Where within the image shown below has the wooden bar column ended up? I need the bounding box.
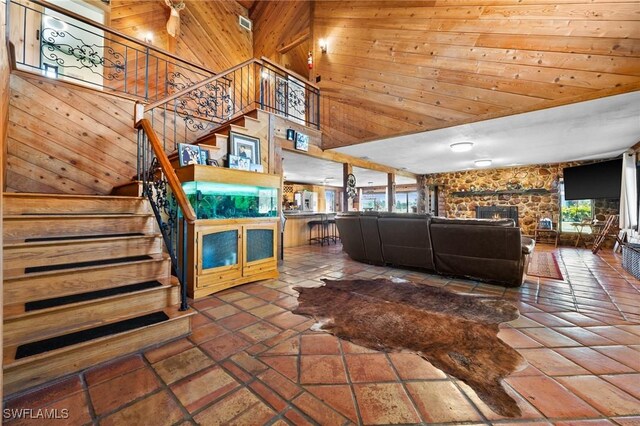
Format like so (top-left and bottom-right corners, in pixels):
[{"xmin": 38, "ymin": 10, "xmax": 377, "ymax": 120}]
[
  {"xmin": 387, "ymin": 172, "xmax": 395, "ymax": 212},
  {"xmin": 343, "ymin": 163, "xmax": 353, "ymax": 212}
]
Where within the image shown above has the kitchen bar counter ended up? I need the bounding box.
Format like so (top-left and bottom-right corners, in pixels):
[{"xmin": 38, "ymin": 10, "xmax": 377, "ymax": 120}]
[{"xmin": 283, "ymin": 212, "xmax": 338, "ymax": 248}]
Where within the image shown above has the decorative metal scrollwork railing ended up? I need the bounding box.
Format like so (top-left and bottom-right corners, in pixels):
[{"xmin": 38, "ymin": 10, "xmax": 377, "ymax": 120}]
[
  {"xmin": 136, "ymin": 119, "xmax": 196, "ymax": 311},
  {"xmin": 144, "ymin": 57, "xmax": 320, "ymax": 155},
  {"xmin": 7, "ymin": 0, "xmax": 214, "ymax": 101}
]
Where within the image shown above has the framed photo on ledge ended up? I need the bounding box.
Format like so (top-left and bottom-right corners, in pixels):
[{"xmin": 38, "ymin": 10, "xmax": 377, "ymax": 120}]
[
  {"xmin": 229, "ymin": 132, "xmax": 261, "ymax": 165},
  {"xmin": 178, "ymin": 143, "xmax": 201, "ymax": 167},
  {"xmin": 295, "ymin": 132, "xmax": 309, "ymax": 152},
  {"xmin": 199, "ymin": 149, "xmax": 209, "ymax": 165}
]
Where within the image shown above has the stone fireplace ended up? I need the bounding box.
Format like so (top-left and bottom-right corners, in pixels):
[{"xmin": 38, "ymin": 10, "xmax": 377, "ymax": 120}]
[{"xmin": 476, "ymin": 206, "xmax": 519, "ymax": 226}]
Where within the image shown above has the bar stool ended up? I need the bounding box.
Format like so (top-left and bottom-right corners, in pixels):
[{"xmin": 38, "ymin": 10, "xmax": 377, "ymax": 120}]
[
  {"xmin": 326, "ymin": 215, "xmax": 338, "ymax": 244},
  {"xmin": 308, "ymin": 217, "xmax": 325, "ymax": 245}
]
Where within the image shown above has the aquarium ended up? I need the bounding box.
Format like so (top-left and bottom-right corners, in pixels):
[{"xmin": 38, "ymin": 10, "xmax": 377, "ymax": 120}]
[{"xmin": 182, "ymin": 181, "xmax": 278, "ymax": 219}]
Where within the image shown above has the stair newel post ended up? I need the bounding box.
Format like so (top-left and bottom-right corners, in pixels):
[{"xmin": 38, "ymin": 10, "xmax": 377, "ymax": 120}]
[
  {"xmin": 136, "ymin": 129, "xmax": 141, "ymax": 181},
  {"xmin": 180, "ymin": 218, "xmax": 188, "ymax": 311}
]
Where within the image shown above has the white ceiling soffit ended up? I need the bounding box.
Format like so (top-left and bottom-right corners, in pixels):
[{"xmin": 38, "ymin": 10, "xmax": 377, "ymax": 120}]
[
  {"xmin": 332, "ymin": 91, "xmax": 640, "ymax": 175},
  {"xmin": 282, "ymin": 151, "xmax": 416, "ymax": 187}
]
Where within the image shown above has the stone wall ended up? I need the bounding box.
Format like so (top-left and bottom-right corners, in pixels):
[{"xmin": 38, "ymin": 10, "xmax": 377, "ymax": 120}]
[{"xmin": 424, "ymin": 161, "xmax": 620, "ymax": 245}]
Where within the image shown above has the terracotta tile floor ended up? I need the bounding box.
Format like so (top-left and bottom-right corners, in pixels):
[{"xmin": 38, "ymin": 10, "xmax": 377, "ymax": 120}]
[{"xmin": 4, "ymin": 244, "xmax": 640, "ymax": 425}]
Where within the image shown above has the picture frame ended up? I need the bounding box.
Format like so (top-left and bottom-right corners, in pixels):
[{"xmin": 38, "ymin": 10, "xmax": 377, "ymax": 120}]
[
  {"xmin": 286, "ymin": 128, "xmax": 296, "ymax": 141},
  {"xmin": 207, "ymin": 158, "xmax": 219, "ymax": 167},
  {"xmin": 228, "ymin": 154, "xmax": 240, "ymax": 169},
  {"xmin": 238, "ymin": 157, "xmax": 251, "ymax": 171},
  {"xmin": 178, "ymin": 143, "xmax": 201, "ymax": 167},
  {"xmin": 250, "ymin": 164, "xmax": 264, "ymax": 173},
  {"xmin": 229, "ymin": 132, "xmax": 261, "ymax": 165},
  {"xmin": 295, "ymin": 132, "xmax": 309, "ymax": 152},
  {"xmin": 199, "ymin": 149, "xmax": 209, "ymax": 165}
]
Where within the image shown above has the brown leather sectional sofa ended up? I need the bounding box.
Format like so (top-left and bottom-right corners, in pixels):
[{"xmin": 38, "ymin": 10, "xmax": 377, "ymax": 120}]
[{"xmin": 336, "ymin": 212, "xmax": 535, "ymax": 287}]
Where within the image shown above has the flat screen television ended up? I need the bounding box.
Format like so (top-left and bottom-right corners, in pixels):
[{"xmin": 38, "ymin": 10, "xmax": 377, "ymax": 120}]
[{"xmin": 563, "ymin": 159, "xmax": 622, "ymax": 200}]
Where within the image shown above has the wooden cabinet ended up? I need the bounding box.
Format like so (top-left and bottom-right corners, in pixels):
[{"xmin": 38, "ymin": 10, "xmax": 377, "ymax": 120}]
[
  {"xmin": 190, "ymin": 221, "xmax": 279, "ymax": 298},
  {"xmin": 177, "ymin": 165, "xmax": 281, "ymax": 299}
]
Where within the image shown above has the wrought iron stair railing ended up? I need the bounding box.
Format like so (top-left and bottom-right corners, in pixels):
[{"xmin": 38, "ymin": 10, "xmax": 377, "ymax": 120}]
[
  {"xmin": 6, "ymin": 0, "xmax": 214, "ymax": 101},
  {"xmin": 144, "ymin": 57, "xmax": 320, "ymax": 155},
  {"xmin": 136, "ymin": 118, "xmax": 196, "ymax": 311}
]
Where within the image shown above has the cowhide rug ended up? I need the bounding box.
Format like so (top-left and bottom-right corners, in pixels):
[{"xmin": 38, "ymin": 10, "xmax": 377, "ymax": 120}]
[{"xmin": 293, "ymin": 278, "xmax": 526, "ymax": 417}]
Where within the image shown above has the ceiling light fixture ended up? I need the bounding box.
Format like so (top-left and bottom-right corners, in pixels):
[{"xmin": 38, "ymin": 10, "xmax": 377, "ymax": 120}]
[
  {"xmin": 450, "ymin": 142, "xmax": 474, "ymax": 152},
  {"xmin": 474, "ymin": 159, "xmax": 492, "ymax": 167}
]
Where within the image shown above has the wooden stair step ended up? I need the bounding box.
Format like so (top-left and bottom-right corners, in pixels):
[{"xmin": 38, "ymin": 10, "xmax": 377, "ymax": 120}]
[
  {"xmin": 4, "ymin": 193, "xmax": 150, "ymax": 215},
  {"xmin": 3, "ymin": 306, "xmax": 194, "ymax": 395},
  {"xmin": 24, "ymin": 254, "xmax": 153, "ymax": 274},
  {"xmin": 4, "ymin": 254, "xmax": 172, "ymax": 305},
  {"xmin": 4, "ymin": 234, "xmax": 163, "ymax": 275},
  {"xmin": 111, "ymin": 181, "xmax": 143, "ymax": 197},
  {"xmin": 4, "ymin": 283, "xmax": 179, "ymax": 347},
  {"xmin": 21, "ymin": 232, "xmax": 146, "ymax": 243},
  {"xmin": 3, "ymin": 214, "xmax": 156, "ymax": 240},
  {"xmin": 22, "ymin": 280, "xmax": 165, "ymax": 313}
]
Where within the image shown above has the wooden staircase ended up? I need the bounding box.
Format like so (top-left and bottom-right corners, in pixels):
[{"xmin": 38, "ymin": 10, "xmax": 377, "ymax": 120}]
[
  {"xmin": 195, "ymin": 108, "xmax": 269, "ymax": 162},
  {"xmin": 3, "ymin": 193, "xmax": 194, "ymax": 396}
]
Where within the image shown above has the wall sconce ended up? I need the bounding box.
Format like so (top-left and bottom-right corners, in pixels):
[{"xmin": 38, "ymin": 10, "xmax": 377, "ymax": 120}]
[
  {"xmin": 319, "ymin": 38, "xmax": 328, "ymax": 54},
  {"xmin": 144, "ymin": 32, "xmax": 154, "ymax": 44}
]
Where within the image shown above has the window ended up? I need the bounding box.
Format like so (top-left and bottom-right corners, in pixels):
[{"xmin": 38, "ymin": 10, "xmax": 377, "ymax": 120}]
[
  {"xmin": 360, "ymin": 192, "xmax": 386, "ymax": 212},
  {"xmin": 395, "ymin": 192, "xmax": 418, "ymax": 213},
  {"xmin": 325, "ymin": 190, "xmax": 335, "ymax": 213},
  {"xmin": 560, "ymin": 181, "xmax": 593, "ymax": 233}
]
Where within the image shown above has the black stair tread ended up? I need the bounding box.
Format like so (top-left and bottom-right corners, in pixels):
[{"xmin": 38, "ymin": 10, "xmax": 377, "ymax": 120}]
[
  {"xmin": 15, "ymin": 311, "xmax": 170, "ymax": 359},
  {"xmin": 24, "ymin": 280, "xmax": 165, "ymax": 312},
  {"xmin": 25, "ymin": 233, "xmax": 146, "ymax": 242},
  {"xmin": 25, "ymin": 255, "xmax": 153, "ymax": 274}
]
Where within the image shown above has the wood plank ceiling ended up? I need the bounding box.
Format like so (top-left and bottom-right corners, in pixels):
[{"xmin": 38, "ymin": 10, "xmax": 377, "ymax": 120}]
[
  {"xmin": 312, "ymin": 0, "xmax": 640, "ymax": 149},
  {"xmin": 110, "ymin": 0, "xmax": 252, "ymax": 73}
]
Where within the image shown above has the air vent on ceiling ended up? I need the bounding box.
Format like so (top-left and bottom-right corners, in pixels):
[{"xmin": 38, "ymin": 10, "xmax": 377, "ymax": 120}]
[{"xmin": 239, "ymin": 15, "xmax": 252, "ymax": 31}]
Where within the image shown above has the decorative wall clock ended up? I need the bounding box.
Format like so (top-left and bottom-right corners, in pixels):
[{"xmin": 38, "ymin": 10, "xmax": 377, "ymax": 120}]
[{"xmin": 346, "ymin": 173, "xmax": 357, "ymax": 199}]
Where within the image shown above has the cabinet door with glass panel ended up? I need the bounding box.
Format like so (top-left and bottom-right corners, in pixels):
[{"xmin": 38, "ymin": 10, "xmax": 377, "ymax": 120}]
[
  {"xmin": 242, "ymin": 223, "xmax": 277, "ymax": 277},
  {"xmin": 196, "ymin": 225, "xmax": 242, "ymax": 287}
]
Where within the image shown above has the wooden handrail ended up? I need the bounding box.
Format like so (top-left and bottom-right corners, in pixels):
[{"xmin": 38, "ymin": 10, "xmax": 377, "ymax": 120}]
[
  {"xmin": 10, "ymin": 0, "xmax": 215, "ymax": 76},
  {"xmin": 260, "ymin": 56, "xmax": 319, "ymax": 90},
  {"xmin": 145, "ymin": 58, "xmax": 258, "ymax": 111},
  {"xmin": 135, "ymin": 119, "xmax": 197, "ymax": 224},
  {"xmin": 145, "ymin": 56, "xmax": 321, "ymax": 113}
]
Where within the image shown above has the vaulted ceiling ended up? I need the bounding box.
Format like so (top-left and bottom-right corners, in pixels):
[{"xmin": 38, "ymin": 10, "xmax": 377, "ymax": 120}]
[{"xmin": 311, "ymin": 0, "xmax": 640, "ymax": 149}]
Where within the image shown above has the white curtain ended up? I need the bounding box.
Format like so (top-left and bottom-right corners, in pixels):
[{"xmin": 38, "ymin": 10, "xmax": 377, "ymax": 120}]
[{"xmin": 619, "ymin": 150, "xmax": 638, "ymax": 230}]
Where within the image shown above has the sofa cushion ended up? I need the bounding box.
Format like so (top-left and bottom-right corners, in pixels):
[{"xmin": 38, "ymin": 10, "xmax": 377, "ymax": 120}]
[
  {"xmin": 430, "ymin": 221, "xmax": 523, "ymax": 286},
  {"xmin": 360, "ymin": 214, "xmax": 384, "ymax": 264},
  {"xmin": 335, "ymin": 215, "xmax": 367, "ymax": 262},
  {"xmin": 378, "ymin": 214, "xmax": 434, "ymax": 270}
]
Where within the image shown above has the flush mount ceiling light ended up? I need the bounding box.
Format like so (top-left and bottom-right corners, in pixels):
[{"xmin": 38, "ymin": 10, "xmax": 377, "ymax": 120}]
[
  {"xmin": 450, "ymin": 142, "xmax": 474, "ymax": 152},
  {"xmin": 474, "ymin": 159, "xmax": 492, "ymax": 167}
]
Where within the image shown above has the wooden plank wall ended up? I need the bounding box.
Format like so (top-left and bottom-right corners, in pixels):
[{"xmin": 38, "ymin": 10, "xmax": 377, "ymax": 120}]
[
  {"xmin": 6, "ymin": 74, "xmax": 138, "ymax": 194},
  {"xmin": 109, "ymin": 1, "xmax": 171, "ymax": 52},
  {"xmin": 251, "ymin": 1, "xmax": 312, "ymax": 78},
  {"xmin": 177, "ymin": 0, "xmax": 253, "ymax": 72},
  {"xmin": 110, "ymin": 0, "xmax": 252, "ymax": 74},
  {"xmin": 311, "ymin": 0, "xmax": 640, "ymax": 149},
  {"xmin": 1, "ymin": 0, "xmax": 9, "ymax": 400}
]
